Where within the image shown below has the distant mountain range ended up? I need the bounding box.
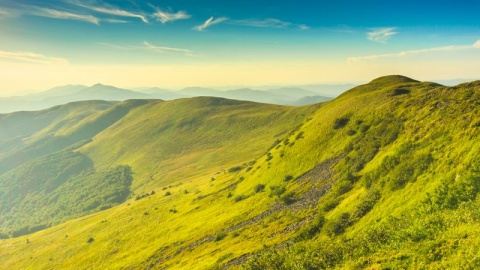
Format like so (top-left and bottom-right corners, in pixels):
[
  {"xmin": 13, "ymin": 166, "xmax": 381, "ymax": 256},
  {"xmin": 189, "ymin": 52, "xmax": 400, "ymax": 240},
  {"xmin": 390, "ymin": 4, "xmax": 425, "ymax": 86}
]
[{"xmin": 0, "ymin": 83, "xmax": 355, "ymax": 113}]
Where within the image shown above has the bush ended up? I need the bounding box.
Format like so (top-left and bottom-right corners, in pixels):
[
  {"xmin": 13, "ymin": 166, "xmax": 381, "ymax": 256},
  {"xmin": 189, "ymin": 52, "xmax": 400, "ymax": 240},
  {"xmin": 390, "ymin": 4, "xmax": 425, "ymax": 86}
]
[
  {"xmin": 334, "ymin": 180, "xmax": 353, "ymax": 196},
  {"xmin": 87, "ymin": 237, "xmax": 95, "ymax": 243},
  {"xmin": 228, "ymin": 166, "xmax": 242, "ymax": 173},
  {"xmin": 322, "ymin": 197, "xmax": 340, "ymax": 212},
  {"xmin": 280, "ymin": 192, "xmax": 296, "ymax": 205},
  {"xmin": 254, "ymin": 184, "xmax": 265, "ymax": 193},
  {"xmin": 295, "ymin": 214, "xmax": 325, "ymax": 241},
  {"xmin": 165, "ymin": 191, "xmax": 172, "ymax": 196},
  {"xmin": 323, "ymin": 213, "xmax": 351, "ymax": 236},
  {"xmin": 346, "ymin": 129, "xmax": 357, "ymax": 136},
  {"xmin": 269, "ymin": 185, "xmax": 286, "ymax": 197},
  {"xmin": 333, "ymin": 117, "xmax": 350, "ymax": 129},
  {"xmin": 351, "ymin": 190, "xmax": 381, "ymax": 221},
  {"xmin": 235, "ymin": 195, "xmax": 246, "ymax": 202},
  {"xmin": 214, "ymin": 231, "xmax": 227, "ymax": 242},
  {"xmin": 284, "ymin": 175, "xmax": 294, "ymax": 181},
  {"xmin": 392, "ymin": 88, "xmax": 411, "ymax": 96}
]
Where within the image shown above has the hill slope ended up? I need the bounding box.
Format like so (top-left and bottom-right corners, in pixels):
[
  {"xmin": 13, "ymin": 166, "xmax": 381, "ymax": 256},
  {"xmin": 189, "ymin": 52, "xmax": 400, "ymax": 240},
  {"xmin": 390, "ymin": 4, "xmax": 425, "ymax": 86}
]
[
  {"xmin": 1, "ymin": 76, "xmax": 480, "ymax": 269},
  {"xmin": 0, "ymin": 97, "xmax": 317, "ymax": 238}
]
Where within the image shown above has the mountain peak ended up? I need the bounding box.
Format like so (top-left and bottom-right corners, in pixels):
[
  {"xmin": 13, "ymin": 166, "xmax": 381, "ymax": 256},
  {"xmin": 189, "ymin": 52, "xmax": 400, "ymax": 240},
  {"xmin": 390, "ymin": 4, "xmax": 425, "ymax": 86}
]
[{"xmin": 369, "ymin": 75, "xmax": 419, "ymax": 85}]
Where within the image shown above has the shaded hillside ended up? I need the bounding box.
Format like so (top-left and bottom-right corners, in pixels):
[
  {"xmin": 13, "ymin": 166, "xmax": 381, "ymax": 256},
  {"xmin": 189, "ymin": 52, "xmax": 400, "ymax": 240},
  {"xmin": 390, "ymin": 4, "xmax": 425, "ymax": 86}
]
[
  {"xmin": 0, "ymin": 100, "xmax": 149, "ymax": 175},
  {"xmin": 1, "ymin": 76, "xmax": 480, "ymax": 269}
]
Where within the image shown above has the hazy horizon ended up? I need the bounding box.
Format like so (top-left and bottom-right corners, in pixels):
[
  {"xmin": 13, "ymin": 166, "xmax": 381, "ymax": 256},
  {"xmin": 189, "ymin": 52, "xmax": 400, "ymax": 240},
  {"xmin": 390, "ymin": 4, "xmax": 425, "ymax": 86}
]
[{"xmin": 1, "ymin": 0, "xmax": 479, "ymax": 96}]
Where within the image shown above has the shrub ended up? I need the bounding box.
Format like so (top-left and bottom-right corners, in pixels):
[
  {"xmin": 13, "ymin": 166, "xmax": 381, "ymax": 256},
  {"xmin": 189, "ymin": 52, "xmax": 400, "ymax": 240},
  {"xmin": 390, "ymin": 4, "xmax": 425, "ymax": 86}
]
[
  {"xmin": 254, "ymin": 184, "xmax": 265, "ymax": 193},
  {"xmin": 284, "ymin": 175, "xmax": 294, "ymax": 181},
  {"xmin": 346, "ymin": 129, "xmax": 357, "ymax": 136},
  {"xmin": 214, "ymin": 231, "xmax": 227, "ymax": 242},
  {"xmin": 294, "ymin": 214, "xmax": 325, "ymax": 241},
  {"xmin": 165, "ymin": 191, "xmax": 172, "ymax": 196},
  {"xmin": 280, "ymin": 192, "xmax": 296, "ymax": 205},
  {"xmin": 333, "ymin": 117, "xmax": 349, "ymax": 129},
  {"xmin": 322, "ymin": 197, "xmax": 340, "ymax": 212},
  {"xmin": 228, "ymin": 166, "xmax": 242, "ymax": 173},
  {"xmin": 334, "ymin": 180, "xmax": 353, "ymax": 196},
  {"xmin": 269, "ymin": 185, "xmax": 286, "ymax": 197},
  {"xmin": 87, "ymin": 237, "xmax": 95, "ymax": 243},
  {"xmin": 392, "ymin": 88, "xmax": 411, "ymax": 96},
  {"xmin": 351, "ymin": 190, "xmax": 381, "ymax": 221},
  {"xmin": 323, "ymin": 213, "xmax": 351, "ymax": 236},
  {"xmin": 235, "ymin": 195, "xmax": 246, "ymax": 202}
]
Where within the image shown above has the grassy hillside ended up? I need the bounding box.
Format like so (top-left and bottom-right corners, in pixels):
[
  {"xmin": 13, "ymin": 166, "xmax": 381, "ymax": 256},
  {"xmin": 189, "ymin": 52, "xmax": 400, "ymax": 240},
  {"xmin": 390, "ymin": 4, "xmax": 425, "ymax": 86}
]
[
  {"xmin": 0, "ymin": 101, "xmax": 115, "ymax": 172},
  {"xmin": 0, "ymin": 97, "xmax": 317, "ymax": 240},
  {"xmin": 1, "ymin": 76, "xmax": 480, "ymax": 269},
  {"xmin": 78, "ymin": 97, "xmax": 317, "ymax": 192}
]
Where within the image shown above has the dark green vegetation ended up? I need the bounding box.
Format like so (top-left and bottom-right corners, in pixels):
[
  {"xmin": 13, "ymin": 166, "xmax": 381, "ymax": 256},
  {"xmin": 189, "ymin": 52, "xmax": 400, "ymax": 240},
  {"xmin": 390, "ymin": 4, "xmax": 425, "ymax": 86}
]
[
  {"xmin": 1, "ymin": 75, "xmax": 480, "ymax": 269},
  {"xmin": 0, "ymin": 150, "xmax": 132, "ymax": 237}
]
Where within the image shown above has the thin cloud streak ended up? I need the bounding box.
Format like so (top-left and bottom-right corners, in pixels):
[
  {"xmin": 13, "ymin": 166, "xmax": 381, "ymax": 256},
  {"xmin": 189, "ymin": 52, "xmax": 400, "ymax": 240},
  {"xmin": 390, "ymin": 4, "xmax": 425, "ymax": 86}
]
[
  {"xmin": 229, "ymin": 18, "xmax": 309, "ymax": 30},
  {"xmin": 367, "ymin": 27, "xmax": 397, "ymax": 43},
  {"xmin": 153, "ymin": 9, "xmax": 191, "ymax": 23},
  {"xmin": 99, "ymin": 42, "xmax": 194, "ymax": 56},
  {"xmin": 32, "ymin": 7, "xmax": 99, "ymax": 24},
  {"xmin": 348, "ymin": 40, "xmax": 480, "ymax": 63},
  {"xmin": 194, "ymin": 16, "xmax": 228, "ymax": 31},
  {"xmin": 143, "ymin": 41, "xmax": 193, "ymax": 55},
  {"xmin": 104, "ymin": 18, "xmax": 130, "ymax": 23},
  {"xmin": 0, "ymin": 50, "xmax": 68, "ymax": 65},
  {"xmin": 70, "ymin": 1, "xmax": 148, "ymax": 23}
]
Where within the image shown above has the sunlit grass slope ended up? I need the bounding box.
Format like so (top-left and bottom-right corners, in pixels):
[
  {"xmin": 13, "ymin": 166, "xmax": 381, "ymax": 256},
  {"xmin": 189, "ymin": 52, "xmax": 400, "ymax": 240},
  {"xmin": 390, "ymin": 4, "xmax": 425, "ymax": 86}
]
[
  {"xmin": 78, "ymin": 97, "xmax": 317, "ymax": 192},
  {"xmin": 2, "ymin": 76, "xmax": 480, "ymax": 269},
  {"xmin": 241, "ymin": 75, "xmax": 480, "ymax": 269},
  {"xmin": 0, "ymin": 100, "xmax": 114, "ymax": 158}
]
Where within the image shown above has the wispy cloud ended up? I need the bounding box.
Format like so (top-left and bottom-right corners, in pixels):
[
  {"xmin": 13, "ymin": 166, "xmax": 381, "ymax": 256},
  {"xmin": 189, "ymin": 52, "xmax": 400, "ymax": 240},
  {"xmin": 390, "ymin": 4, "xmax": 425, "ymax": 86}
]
[
  {"xmin": 0, "ymin": 9, "xmax": 8, "ymax": 16},
  {"xmin": 0, "ymin": 50, "xmax": 68, "ymax": 65},
  {"xmin": 99, "ymin": 41, "xmax": 193, "ymax": 56},
  {"xmin": 143, "ymin": 41, "xmax": 193, "ymax": 55},
  {"xmin": 298, "ymin": 24, "xmax": 310, "ymax": 30},
  {"xmin": 229, "ymin": 18, "xmax": 308, "ymax": 30},
  {"xmin": 32, "ymin": 7, "xmax": 99, "ymax": 25},
  {"xmin": 367, "ymin": 27, "xmax": 397, "ymax": 43},
  {"xmin": 103, "ymin": 18, "xmax": 130, "ymax": 24},
  {"xmin": 153, "ymin": 9, "xmax": 191, "ymax": 23},
  {"xmin": 194, "ymin": 16, "xmax": 228, "ymax": 31},
  {"xmin": 348, "ymin": 40, "xmax": 480, "ymax": 63},
  {"xmin": 70, "ymin": 1, "xmax": 148, "ymax": 23}
]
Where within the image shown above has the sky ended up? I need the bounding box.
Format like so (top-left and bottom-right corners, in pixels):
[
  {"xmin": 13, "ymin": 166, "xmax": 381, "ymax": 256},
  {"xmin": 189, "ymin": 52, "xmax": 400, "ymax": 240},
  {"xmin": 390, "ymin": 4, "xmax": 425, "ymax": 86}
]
[{"xmin": 0, "ymin": 0, "xmax": 480, "ymax": 95}]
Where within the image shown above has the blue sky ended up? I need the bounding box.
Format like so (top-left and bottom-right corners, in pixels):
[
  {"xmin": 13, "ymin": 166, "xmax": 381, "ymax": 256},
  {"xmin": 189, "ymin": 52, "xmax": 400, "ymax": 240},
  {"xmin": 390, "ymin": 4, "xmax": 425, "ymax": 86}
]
[{"xmin": 0, "ymin": 0, "xmax": 479, "ymax": 94}]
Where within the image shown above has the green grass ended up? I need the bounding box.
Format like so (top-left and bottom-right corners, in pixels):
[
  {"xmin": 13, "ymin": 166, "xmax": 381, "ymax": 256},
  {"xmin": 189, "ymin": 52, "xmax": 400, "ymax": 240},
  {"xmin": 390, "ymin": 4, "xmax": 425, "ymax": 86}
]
[{"xmin": 2, "ymin": 76, "xmax": 480, "ymax": 269}]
